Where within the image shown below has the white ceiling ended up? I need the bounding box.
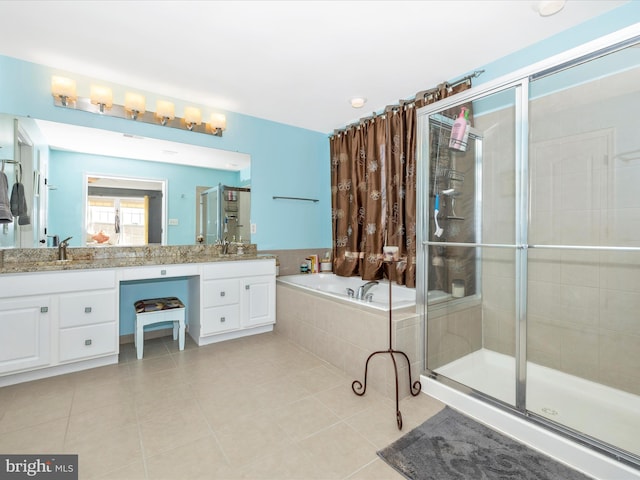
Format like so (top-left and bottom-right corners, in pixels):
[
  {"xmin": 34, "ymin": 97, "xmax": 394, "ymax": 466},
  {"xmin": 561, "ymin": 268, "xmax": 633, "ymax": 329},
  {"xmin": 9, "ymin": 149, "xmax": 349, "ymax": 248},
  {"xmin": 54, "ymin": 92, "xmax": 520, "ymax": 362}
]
[{"xmin": 0, "ymin": 0, "xmax": 630, "ymax": 161}]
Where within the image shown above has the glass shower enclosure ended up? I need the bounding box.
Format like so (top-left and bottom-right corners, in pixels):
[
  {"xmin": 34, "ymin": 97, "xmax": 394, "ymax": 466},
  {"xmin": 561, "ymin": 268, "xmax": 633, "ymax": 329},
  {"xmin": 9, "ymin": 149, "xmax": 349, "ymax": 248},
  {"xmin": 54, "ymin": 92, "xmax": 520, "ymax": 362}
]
[{"xmin": 417, "ymin": 34, "xmax": 640, "ymax": 466}]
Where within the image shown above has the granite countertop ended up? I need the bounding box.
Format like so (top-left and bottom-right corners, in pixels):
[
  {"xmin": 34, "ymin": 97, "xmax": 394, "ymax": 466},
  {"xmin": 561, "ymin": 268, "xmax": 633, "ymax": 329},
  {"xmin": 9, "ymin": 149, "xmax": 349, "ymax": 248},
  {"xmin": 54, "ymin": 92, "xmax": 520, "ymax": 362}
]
[{"xmin": 0, "ymin": 244, "xmax": 275, "ymax": 274}]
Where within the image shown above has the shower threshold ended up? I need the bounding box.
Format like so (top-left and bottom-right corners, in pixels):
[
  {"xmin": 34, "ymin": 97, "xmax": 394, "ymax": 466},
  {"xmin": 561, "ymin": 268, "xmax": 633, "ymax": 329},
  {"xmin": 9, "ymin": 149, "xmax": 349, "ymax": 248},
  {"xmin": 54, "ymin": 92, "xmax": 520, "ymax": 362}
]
[{"xmin": 423, "ymin": 349, "xmax": 640, "ymax": 479}]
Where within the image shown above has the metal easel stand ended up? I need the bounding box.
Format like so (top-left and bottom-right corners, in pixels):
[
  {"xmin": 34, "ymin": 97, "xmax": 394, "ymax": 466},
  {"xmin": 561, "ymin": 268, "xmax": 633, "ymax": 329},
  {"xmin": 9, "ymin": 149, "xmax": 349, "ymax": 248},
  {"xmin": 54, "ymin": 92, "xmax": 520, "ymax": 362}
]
[{"xmin": 351, "ymin": 261, "xmax": 422, "ymax": 430}]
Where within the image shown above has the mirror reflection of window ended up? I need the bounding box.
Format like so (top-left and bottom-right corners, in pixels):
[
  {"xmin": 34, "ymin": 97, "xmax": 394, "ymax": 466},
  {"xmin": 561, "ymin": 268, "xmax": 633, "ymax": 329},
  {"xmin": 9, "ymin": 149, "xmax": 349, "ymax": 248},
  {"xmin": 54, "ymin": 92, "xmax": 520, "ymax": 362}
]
[
  {"xmin": 87, "ymin": 196, "xmax": 148, "ymax": 246},
  {"xmin": 85, "ymin": 175, "xmax": 164, "ymax": 246}
]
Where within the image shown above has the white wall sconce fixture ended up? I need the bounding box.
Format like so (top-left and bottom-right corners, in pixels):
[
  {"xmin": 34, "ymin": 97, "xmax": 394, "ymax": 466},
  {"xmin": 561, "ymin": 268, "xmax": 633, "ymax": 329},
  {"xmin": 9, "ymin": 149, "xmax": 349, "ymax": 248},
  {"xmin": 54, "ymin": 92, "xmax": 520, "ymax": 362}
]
[
  {"xmin": 124, "ymin": 92, "xmax": 146, "ymax": 120},
  {"xmin": 155, "ymin": 100, "xmax": 175, "ymax": 126},
  {"xmin": 184, "ymin": 107, "xmax": 202, "ymax": 131},
  {"xmin": 90, "ymin": 85, "xmax": 113, "ymax": 113},
  {"xmin": 51, "ymin": 76, "xmax": 77, "ymax": 107},
  {"xmin": 50, "ymin": 75, "xmax": 226, "ymax": 136},
  {"xmin": 209, "ymin": 113, "xmax": 226, "ymax": 137}
]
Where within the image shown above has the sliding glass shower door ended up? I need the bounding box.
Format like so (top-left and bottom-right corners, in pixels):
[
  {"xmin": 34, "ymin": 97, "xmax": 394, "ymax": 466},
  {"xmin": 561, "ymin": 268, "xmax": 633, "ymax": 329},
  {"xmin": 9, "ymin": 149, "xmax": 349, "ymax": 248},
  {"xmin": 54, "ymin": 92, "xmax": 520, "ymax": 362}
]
[
  {"xmin": 526, "ymin": 41, "xmax": 640, "ymax": 458},
  {"xmin": 418, "ymin": 35, "xmax": 640, "ymax": 464}
]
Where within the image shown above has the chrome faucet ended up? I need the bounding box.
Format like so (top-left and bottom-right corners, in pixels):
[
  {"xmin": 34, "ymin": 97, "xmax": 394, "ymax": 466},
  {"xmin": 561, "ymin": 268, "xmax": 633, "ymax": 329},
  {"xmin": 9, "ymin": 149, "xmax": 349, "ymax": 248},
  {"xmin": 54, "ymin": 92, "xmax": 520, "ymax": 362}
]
[
  {"xmin": 58, "ymin": 237, "xmax": 72, "ymax": 261},
  {"xmin": 356, "ymin": 281, "xmax": 379, "ymax": 300}
]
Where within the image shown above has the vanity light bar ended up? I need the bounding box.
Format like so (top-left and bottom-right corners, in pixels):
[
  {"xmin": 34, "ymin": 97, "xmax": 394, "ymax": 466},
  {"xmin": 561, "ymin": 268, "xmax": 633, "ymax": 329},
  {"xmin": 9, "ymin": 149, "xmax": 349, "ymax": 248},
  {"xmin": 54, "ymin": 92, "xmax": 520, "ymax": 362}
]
[{"xmin": 51, "ymin": 78, "xmax": 226, "ymax": 137}]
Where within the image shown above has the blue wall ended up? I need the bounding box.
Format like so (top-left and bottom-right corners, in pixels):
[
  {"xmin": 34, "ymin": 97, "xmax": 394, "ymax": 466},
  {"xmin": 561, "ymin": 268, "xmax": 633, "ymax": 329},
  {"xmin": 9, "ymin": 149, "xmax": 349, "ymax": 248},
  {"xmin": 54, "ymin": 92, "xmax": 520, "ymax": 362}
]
[
  {"xmin": 0, "ymin": 57, "xmax": 331, "ymax": 251},
  {"xmin": 0, "ymin": 3, "xmax": 637, "ymax": 252},
  {"xmin": 48, "ymin": 150, "xmax": 239, "ymax": 246}
]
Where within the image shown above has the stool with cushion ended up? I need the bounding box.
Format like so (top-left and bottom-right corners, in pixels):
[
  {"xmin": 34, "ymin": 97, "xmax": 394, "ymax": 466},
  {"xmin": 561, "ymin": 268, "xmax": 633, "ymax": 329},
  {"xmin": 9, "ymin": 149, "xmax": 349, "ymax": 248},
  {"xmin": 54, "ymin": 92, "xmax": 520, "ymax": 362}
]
[{"xmin": 134, "ymin": 297, "xmax": 186, "ymax": 359}]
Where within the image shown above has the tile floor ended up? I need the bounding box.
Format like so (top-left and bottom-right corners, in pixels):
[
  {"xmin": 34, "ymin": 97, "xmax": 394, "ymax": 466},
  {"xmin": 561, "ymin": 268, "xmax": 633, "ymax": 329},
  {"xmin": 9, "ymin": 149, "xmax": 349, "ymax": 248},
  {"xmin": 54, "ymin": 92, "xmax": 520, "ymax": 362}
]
[{"xmin": 0, "ymin": 332, "xmax": 445, "ymax": 479}]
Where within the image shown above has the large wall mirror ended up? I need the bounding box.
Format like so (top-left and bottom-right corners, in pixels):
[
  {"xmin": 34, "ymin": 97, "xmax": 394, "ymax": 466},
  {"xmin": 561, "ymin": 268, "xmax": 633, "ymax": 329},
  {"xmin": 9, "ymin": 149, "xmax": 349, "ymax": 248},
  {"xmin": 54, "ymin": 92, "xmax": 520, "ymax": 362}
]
[{"xmin": 0, "ymin": 114, "xmax": 251, "ymax": 248}]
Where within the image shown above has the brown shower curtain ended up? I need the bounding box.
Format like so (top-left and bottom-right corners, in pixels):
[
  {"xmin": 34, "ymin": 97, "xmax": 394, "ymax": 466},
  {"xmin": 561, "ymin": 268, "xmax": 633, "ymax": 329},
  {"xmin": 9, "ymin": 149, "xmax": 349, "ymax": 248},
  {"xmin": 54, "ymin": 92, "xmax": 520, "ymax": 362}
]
[{"xmin": 331, "ymin": 81, "xmax": 472, "ymax": 287}]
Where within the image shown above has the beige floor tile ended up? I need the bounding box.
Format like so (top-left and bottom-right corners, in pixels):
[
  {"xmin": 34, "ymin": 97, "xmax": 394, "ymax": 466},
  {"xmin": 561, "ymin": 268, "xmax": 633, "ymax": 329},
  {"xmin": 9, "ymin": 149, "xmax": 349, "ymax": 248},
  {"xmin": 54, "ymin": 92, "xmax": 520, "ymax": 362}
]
[
  {"xmin": 70, "ymin": 378, "xmax": 134, "ymax": 415},
  {"xmin": 94, "ymin": 457, "xmax": 147, "ymax": 480},
  {"xmin": 64, "ymin": 425, "xmax": 142, "ymax": 480},
  {"xmin": 236, "ymin": 443, "xmax": 327, "ymax": 480},
  {"xmin": 0, "ymin": 390, "xmax": 73, "ymax": 433},
  {"xmin": 66, "ymin": 400, "xmax": 138, "ymax": 443},
  {"xmin": 0, "ymin": 328, "xmax": 446, "ymax": 480},
  {"xmin": 314, "ymin": 383, "xmax": 385, "ymax": 420},
  {"xmin": 288, "ymin": 364, "xmax": 349, "ymax": 394},
  {"xmin": 347, "ymin": 457, "xmax": 405, "ymax": 479},
  {"xmin": 139, "ymin": 406, "xmax": 212, "ymax": 457},
  {"xmin": 273, "ymin": 396, "xmax": 341, "ymax": 441},
  {"xmin": 145, "ymin": 434, "xmax": 236, "ymax": 480},
  {"xmin": 215, "ymin": 412, "xmax": 293, "ymax": 467},
  {"xmin": 0, "ymin": 417, "xmax": 68, "ymax": 454},
  {"xmin": 253, "ymin": 376, "xmax": 314, "ymax": 412},
  {"xmin": 298, "ymin": 422, "xmax": 378, "ymax": 479},
  {"xmin": 344, "ymin": 399, "xmax": 409, "ymax": 449}
]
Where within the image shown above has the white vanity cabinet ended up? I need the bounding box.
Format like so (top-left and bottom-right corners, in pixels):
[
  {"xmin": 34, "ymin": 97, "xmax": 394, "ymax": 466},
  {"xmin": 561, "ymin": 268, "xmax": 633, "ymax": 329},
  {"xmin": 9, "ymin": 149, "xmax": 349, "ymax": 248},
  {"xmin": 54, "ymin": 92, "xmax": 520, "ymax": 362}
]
[
  {"xmin": 0, "ymin": 269, "xmax": 119, "ymax": 386},
  {"xmin": 0, "ymin": 295, "xmax": 52, "ymax": 375},
  {"xmin": 192, "ymin": 259, "xmax": 276, "ymax": 345}
]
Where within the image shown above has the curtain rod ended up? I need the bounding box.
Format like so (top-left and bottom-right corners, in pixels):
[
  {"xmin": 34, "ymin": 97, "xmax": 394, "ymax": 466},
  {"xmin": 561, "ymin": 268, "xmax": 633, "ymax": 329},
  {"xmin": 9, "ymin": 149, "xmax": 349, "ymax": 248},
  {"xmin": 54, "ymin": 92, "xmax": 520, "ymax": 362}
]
[{"xmin": 332, "ymin": 69, "xmax": 485, "ymax": 136}]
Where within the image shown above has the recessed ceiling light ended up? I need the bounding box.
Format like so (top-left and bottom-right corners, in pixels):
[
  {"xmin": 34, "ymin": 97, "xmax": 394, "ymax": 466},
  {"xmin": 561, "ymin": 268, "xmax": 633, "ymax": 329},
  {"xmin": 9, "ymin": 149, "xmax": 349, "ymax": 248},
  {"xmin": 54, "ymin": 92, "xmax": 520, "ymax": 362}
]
[
  {"xmin": 536, "ymin": 0, "xmax": 566, "ymax": 17},
  {"xmin": 350, "ymin": 97, "xmax": 367, "ymax": 108}
]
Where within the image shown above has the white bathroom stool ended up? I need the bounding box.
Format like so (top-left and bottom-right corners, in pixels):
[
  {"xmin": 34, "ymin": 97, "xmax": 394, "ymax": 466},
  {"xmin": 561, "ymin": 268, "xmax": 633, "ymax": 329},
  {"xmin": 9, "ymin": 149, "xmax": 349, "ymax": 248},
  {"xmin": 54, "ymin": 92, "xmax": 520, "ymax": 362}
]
[{"xmin": 134, "ymin": 297, "xmax": 186, "ymax": 360}]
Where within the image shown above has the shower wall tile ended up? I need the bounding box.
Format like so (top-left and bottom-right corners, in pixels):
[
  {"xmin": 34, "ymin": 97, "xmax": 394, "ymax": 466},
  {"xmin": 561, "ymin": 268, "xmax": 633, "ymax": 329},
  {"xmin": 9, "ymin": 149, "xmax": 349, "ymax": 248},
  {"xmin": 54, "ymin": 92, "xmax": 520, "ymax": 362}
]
[
  {"xmin": 599, "ymin": 289, "xmax": 640, "ymax": 336},
  {"xmin": 527, "ymin": 319, "xmax": 562, "ymax": 369},
  {"xmin": 559, "ymin": 250, "xmax": 600, "ymax": 288},
  {"xmin": 600, "ymin": 252, "xmax": 640, "ymax": 291},
  {"xmin": 559, "ymin": 327, "xmax": 600, "ymax": 381},
  {"xmin": 598, "ymin": 331, "xmax": 640, "ymax": 393}
]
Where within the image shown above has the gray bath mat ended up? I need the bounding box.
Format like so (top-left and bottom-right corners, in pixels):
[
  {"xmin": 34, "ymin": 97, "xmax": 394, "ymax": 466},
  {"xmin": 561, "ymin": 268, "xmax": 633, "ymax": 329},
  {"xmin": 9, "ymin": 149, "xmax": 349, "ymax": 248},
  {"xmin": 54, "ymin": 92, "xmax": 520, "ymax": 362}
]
[{"xmin": 378, "ymin": 407, "xmax": 592, "ymax": 480}]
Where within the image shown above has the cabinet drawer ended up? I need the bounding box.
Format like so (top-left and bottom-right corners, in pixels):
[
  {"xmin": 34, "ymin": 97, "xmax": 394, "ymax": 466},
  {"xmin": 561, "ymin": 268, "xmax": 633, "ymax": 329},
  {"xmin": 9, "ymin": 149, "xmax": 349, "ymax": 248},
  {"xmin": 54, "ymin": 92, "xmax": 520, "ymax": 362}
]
[
  {"xmin": 59, "ymin": 323, "xmax": 117, "ymax": 363},
  {"xmin": 119, "ymin": 264, "xmax": 200, "ymax": 281},
  {"xmin": 59, "ymin": 290, "xmax": 117, "ymax": 328},
  {"xmin": 202, "ymin": 305, "xmax": 240, "ymax": 335},
  {"xmin": 202, "ymin": 279, "xmax": 240, "ymax": 307},
  {"xmin": 202, "ymin": 259, "xmax": 275, "ymax": 279}
]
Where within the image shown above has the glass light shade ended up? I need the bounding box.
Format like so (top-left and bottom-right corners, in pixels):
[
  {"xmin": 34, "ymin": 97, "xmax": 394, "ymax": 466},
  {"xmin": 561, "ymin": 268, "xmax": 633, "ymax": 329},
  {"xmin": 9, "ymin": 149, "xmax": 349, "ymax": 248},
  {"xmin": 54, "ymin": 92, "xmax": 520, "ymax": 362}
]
[
  {"xmin": 156, "ymin": 100, "xmax": 175, "ymax": 120},
  {"xmin": 124, "ymin": 92, "xmax": 146, "ymax": 114},
  {"xmin": 184, "ymin": 107, "xmax": 202, "ymax": 125},
  {"xmin": 51, "ymin": 76, "xmax": 77, "ymax": 99},
  {"xmin": 209, "ymin": 113, "xmax": 227, "ymax": 130},
  {"xmin": 90, "ymin": 85, "xmax": 113, "ymax": 107}
]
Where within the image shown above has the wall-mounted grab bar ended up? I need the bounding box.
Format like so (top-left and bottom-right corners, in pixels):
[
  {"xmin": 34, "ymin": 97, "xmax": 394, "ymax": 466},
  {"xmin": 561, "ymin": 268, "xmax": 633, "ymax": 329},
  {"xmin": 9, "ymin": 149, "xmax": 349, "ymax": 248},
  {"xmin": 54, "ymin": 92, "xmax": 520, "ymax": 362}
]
[{"xmin": 273, "ymin": 196, "xmax": 319, "ymax": 203}]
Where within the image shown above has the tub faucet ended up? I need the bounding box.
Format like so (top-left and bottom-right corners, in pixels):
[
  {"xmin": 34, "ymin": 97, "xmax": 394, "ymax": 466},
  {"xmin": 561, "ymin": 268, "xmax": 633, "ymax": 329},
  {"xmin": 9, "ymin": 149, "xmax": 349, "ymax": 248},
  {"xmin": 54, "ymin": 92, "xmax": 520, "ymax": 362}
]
[
  {"xmin": 356, "ymin": 281, "xmax": 379, "ymax": 300},
  {"xmin": 58, "ymin": 237, "xmax": 72, "ymax": 261}
]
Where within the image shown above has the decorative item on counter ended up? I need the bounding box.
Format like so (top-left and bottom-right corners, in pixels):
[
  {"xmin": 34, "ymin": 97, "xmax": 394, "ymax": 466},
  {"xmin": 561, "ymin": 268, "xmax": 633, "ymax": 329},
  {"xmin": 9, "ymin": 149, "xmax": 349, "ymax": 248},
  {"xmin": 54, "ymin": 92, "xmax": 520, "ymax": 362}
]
[
  {"xmin": 320, "ymin": 251, "xmax": 332, "ymax": 272},
  {"xmin": 452, "ymin": 279, "xmax": 465, "ymax": 298},
  {"xmin": 449, "ymin": 106, "xmax": 470, "ymax": 152},
  {"xmin": 275, "ymin": 257, "xmax": 280, "ymax": 276},
  {"xmin": 300, "ymin": 262, "xmax": 309, "ymax": 274},
  {"xmin": 383, "ymin": 245, "xmax": 399, "ymax": 262},
  {"xmin": 307, "ymin": 255, "xmax": 319, "ymax": 273}
]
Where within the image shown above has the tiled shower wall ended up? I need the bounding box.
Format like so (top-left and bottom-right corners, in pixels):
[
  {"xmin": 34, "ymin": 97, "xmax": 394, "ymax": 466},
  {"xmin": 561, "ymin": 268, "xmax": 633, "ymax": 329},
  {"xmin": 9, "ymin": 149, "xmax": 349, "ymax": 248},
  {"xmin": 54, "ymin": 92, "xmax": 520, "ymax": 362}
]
[{"xmin": 476, "ymin": 79, "xmax": 640, "ymax": 395}]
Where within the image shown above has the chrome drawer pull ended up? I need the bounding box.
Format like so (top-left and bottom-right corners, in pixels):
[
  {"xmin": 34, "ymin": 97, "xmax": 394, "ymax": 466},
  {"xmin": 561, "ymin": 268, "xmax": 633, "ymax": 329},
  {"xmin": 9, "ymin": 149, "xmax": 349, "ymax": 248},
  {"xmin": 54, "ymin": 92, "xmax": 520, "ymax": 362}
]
[
  {"xmin": 40, "ymin": 306, "xmax": 48, "ymax": 313},
  {"xmin": 220, "ymin": 317, "xmax": 226, "ymax": 323},
  {"xmin": 220, "ymin": 291, "xmax": 225, "ymax": 297},
  {"xmin": 85, "ymin": 339, "xmax": 92, "ymax": 346},
  {"xmin": 85, "ymin": 307, "xmax": 92, "ymax": 313}
]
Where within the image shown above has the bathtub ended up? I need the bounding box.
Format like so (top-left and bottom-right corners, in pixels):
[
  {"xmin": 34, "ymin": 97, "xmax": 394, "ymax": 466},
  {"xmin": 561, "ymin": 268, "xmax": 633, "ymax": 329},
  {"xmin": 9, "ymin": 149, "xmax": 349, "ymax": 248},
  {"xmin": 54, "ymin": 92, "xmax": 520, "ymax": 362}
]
[
  {"xmin": 277, "ymin": 273, "xmax": 428, "ymax": 311},
  {"xmin": 277, "ymin": 273, "xmax": 452, "ymax": 311}
]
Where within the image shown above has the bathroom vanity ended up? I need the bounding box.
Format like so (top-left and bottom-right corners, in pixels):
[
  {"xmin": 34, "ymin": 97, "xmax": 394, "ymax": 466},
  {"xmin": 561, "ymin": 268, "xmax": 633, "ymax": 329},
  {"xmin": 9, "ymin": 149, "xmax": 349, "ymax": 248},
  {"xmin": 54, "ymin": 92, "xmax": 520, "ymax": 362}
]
[{"xmin": 0, "ymin": 246, "xmax": 276, "ymax": 386}]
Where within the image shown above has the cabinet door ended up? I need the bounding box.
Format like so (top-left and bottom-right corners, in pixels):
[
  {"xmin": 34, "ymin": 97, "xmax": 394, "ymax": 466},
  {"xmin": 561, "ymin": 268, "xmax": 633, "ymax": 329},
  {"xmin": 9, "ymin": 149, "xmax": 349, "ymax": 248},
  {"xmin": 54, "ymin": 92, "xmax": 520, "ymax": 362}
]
[
  {"xmin": 0, "ymin": 297, "xmax": 51, "ymax": 375},
  {"xmin": 241, "ymin": 275, "xmax": 275, "ymax": 328}
]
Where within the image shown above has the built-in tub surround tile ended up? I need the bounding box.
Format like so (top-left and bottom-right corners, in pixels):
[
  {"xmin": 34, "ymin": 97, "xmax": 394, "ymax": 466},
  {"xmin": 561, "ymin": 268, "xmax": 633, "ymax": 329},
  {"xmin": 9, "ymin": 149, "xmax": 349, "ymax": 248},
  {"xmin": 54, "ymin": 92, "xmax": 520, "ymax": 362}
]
[
  {"xmin": 259, "ymin": 248, "xmax": 333, "ymax": 276},
  {"xmin": 427, "ymin": 304, "xmax": 483, "ymax": 370},
  {"xmin": 276, "ymin": 282, "xmax": 421, "ymax": 400}
]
